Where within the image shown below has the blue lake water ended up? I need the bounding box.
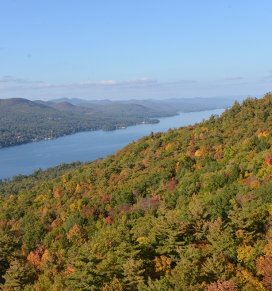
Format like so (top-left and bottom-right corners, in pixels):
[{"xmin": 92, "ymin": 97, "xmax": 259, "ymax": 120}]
[{"xmin": 0, "ymin": 108, "xmax": 224, "ymax": 180}]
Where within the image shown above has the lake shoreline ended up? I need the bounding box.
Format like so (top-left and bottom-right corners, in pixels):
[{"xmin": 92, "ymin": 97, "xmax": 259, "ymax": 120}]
[
  {"xmin": 0, "ymin": 109, "xmax": 225, "ymax": 180},
  {"xmin": 0, "ymin": 107, "xmax": 226, "ymax": 150}
]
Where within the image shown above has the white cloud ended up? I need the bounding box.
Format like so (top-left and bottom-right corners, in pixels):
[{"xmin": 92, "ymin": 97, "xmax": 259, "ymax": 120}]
[
  {"xmin": 2, "ymin": 75, "xmax": 267, "ymax": 101},
  {"xmin": 0, "ymin": 76, "xmax": 160, "ymax": 91}
]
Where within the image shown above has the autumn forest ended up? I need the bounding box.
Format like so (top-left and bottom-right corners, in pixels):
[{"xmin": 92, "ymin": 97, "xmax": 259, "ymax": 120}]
[{"xmin": 1, "ymin": 94, "xmax": 272, "ymax": 290}]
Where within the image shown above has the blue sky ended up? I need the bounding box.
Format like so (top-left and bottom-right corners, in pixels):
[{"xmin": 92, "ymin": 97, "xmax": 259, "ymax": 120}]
[{"xmin": 0, "ymin": 0, "xmax": 271, "ymax": 100}]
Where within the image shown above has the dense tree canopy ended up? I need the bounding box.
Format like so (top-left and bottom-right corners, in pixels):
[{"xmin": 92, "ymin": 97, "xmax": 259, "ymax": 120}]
[{"xmin": 1, "ymin": 93, "xmax": 272, "ymax": 290}]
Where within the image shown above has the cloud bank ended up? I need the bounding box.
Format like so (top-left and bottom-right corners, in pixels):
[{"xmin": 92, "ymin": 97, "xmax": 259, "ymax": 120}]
[{"xmin": 0, "ymin": 75, "xmax": 269, "ymax": 100}]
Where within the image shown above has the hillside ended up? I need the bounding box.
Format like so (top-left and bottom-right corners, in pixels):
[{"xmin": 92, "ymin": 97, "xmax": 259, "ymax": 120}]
[
  {"xmin": 1, "ymin": 94, "xmax": 272, "ymax": 290},
  {"xmin": 0, "ymin": 98, "xmax": 168, "ymax": 148}
]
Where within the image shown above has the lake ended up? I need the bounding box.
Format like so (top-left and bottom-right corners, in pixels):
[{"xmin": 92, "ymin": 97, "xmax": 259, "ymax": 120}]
[{"xmin": 0, "ymin": 108, "xmax": 224, "ymax": 180}]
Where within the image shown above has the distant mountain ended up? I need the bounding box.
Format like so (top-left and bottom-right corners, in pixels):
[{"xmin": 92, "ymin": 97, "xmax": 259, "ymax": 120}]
[
  {"xmin": 45, "ymin": 101, "xmax": 77, "ymax": 112},
  {"xmin": 120, "ymin": 96, "xmax": 247, "ymax": 112},
  {"xmin": 0, "ymin": 98, "xmax": 50, "ymax": 110},
  {"xmin": 50, "ymin": 96, "xmax": 246, "ymax": 113},
  {"xmin": 51, "ymin": 97, "xmax": 113, "ymax": 106}
]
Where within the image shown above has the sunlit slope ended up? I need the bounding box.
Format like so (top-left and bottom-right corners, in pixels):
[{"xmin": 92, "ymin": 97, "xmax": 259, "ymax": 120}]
[{"xmin": 1, "ymin": 94, "xmax": 272, "ymax": 290}]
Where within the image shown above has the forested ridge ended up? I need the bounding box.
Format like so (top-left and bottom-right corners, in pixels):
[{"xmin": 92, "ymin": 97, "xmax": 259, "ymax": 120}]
[
  {"xmin": 1, "ymin": 94, "xmax": 272, "ymax": 290},
  {"xmin": 0, "ymin": 98, "xmax": 166, "ymax": 148}
]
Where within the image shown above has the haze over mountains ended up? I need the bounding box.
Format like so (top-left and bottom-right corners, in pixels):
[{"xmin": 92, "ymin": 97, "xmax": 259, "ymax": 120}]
[
  {"xmin": 51, "ymin": 95, "xmax": 246, "ymax": 112},
  {"xmin": 0, "ymin": 96, "xmax": 244, "ymax": 148}
]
